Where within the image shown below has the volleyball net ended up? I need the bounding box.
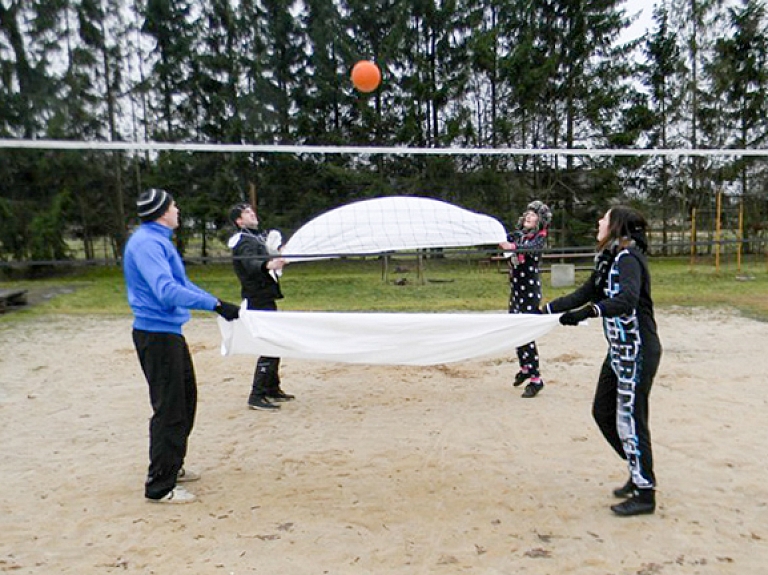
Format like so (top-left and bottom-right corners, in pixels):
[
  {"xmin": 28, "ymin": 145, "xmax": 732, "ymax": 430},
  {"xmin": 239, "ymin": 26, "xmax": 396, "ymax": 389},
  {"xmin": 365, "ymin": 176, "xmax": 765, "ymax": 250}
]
[{"xmin": 0, "ymin": 138, "xmax": 767, "ymax": 269}]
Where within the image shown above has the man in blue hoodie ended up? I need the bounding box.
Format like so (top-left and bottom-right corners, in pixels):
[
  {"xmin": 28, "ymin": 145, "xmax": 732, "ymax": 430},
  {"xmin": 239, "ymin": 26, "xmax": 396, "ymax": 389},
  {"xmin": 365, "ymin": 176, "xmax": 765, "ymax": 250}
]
[{"xmin": 124, "ymin": 189, "xmax": 240, "ymax": 504}]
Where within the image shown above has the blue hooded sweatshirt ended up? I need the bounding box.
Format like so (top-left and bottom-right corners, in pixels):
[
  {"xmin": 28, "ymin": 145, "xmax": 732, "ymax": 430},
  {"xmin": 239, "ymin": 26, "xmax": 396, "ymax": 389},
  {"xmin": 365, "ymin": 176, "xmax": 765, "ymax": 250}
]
[{"xmin": 123, "ymin": 222, "xmax": 217, "ymax": 334}]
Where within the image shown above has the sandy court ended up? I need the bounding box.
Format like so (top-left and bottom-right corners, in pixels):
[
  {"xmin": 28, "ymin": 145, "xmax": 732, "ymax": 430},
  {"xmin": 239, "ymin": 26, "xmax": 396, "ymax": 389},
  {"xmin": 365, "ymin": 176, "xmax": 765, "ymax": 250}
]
[{"xmin": 0, "ymin": 308, "xmax": 766, "ymax": 574}]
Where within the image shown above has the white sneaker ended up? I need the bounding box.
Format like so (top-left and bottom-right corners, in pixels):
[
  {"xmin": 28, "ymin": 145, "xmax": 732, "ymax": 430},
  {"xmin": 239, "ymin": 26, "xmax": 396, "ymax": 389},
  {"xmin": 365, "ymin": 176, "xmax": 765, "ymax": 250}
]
[
  {"xmin": 148, "ymin": 486, "xmax": 196, "ymax": 504},
  {"xmin": 177, "ymin": 467, "xmax": 201, "ymax": 483}
]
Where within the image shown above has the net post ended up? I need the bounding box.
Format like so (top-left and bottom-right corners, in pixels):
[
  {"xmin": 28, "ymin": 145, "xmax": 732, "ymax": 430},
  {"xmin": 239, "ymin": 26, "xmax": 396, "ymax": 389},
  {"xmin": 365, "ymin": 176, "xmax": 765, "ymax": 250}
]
[
  {"xmin": 417, "ymin": 252, "xmax": 425, "ymax": 285},
  {"xmin": 382, "ymin": 254, "xmax": 389, "ymax": 283},
  {"xmin": 715, "ymin": 191, "xmax": 722, "ymax": 273},
  {"xmin": 737, "ymin": 201, "xmax": 743, "ymax": 273},
  {"xmin": 690, "ymin": 208, "xmax": 697, "ymax": 272}
]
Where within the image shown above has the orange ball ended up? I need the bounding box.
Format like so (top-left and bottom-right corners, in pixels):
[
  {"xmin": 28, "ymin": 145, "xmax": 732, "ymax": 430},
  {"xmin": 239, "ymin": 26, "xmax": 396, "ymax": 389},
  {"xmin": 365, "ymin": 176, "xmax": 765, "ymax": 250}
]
[{"xmin": 351, "ymin": 60, "xmax": 381, "ymax": 93}]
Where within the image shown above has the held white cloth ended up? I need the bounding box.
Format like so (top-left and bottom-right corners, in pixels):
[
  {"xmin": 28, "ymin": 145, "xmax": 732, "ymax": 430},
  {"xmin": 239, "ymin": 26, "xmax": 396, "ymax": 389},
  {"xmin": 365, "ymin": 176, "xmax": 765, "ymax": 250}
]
[
  {"xmin": 219, "ymin": 310, "xmax": 561, "ymax": 366},
  {"xmin": 281, "ymin": 196, "xmax": 508, "ymax": 261}
]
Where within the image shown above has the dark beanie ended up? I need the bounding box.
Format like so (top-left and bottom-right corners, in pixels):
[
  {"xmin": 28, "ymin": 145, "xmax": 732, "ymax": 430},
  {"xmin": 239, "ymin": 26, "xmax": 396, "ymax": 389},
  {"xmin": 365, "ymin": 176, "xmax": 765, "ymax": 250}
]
[{"xmin": 137, "ymin": 189, "xmax": 173, "ymax": 222}]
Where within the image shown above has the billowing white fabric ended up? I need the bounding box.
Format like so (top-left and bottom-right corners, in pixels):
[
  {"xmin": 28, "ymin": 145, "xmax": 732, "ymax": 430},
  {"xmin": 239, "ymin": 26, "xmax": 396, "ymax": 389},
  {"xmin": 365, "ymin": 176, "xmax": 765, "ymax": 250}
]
[
  {"xmin": 219, "ymin": 310, "xmax": 560, "ymax": 366},
  {"xmin": 281, "ymin": 196, "xmax": 507, "ymax": 261}
]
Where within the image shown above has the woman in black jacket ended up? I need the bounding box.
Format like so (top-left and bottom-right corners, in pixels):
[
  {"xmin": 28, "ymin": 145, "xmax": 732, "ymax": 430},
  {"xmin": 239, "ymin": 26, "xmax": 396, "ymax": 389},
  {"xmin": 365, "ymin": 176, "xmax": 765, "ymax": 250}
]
[{"xmin": 544, "ymin": 206, "xmax": 661, "ymax": 517}]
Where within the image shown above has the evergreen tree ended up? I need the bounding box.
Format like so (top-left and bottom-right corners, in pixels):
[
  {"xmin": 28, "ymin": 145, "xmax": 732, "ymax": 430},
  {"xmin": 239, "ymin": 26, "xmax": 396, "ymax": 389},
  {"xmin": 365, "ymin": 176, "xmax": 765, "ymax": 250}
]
[
  {"xmin": 188, "ymin": 0, "xmax": 247, "ymax": 254},
  {"xmin": 668, "ymin": 0, "xmax": 727, "ymax": 224},
  {"xmin": 0, "ymin": 0, "xmax": 84, "ymax": 262},
  {"xmin": 708, "ymin": 0, "xmax": 768, "ymax": 245},
  {"xmin": 0, "ymin": 0, "xmax": 62, "ymax": 138},
  {"xmin": 260, "ymin": 0, "xmax": 305, "ymax": 142},
  {"xmin": 140, "ymin": 0, "xmax": 198, "ymax": 140},
  {"xmin": 637, "ymin": 2, "xmax": 687, "ymax": 252},
  {"xmin": 68, "ymin": 0, "xmax": 131, "ymax": 255},
  {"xmin": 296, "ymin": 0, "xmax": 354, "ymax": 144}
]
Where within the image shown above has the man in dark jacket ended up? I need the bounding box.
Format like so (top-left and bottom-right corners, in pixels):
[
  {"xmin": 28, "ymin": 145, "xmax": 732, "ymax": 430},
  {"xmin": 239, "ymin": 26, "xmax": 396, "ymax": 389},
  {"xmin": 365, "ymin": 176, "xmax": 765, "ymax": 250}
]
[{"xmin": 228, "ymin": 203, "xmax": 294, "ymax": 411}]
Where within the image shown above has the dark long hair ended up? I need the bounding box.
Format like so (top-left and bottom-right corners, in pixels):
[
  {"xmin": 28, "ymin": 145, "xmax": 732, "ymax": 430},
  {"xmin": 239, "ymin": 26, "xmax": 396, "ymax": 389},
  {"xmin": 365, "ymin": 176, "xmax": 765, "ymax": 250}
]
[
  {"xmin": 597, "ymin": 206, "xmax": 648, "ymax": 253},
  {"xmin": 592, "ymin": 207, "xmax": 648, "ymax": 294}
]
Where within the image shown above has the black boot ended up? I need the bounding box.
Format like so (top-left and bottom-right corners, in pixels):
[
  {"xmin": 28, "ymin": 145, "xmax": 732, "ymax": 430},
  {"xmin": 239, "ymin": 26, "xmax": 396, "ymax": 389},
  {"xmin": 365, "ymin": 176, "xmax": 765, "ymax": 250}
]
[
  {"xmin": 611, "ymin": 489, "xmax": 655, "ymax": 516},
  {"xmin": 268, "ymin": 389, "xmax": 295, "ymax": 402},
  {"xmin": 521, "ymin": 381, "xmax": 543, "ymax": 398},
  {"xmin": 265, "ymin": 369, "xmax": 295, "ymax": 402},
  {"xmin": 613, "ymin": 478, "xmax": 636, "ymax": 499},
  {"xmin": 248, "ymin": 359, "xmax": 280, "ymax": 411},
  {"xmin": 513, "ymin": 371, "xmax": 531, "ymax": 387},
  {"xmin": 248, "ymin": 391, "xmax": 280, "ymax": 411}
]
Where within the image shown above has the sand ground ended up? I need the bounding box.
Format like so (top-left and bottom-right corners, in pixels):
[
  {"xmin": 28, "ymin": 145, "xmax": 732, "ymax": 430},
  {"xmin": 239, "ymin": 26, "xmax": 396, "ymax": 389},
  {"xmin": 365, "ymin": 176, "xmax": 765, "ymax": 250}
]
[{"xmin": 1, "ymin": 308, "xmax": 766, "ymax": 574}]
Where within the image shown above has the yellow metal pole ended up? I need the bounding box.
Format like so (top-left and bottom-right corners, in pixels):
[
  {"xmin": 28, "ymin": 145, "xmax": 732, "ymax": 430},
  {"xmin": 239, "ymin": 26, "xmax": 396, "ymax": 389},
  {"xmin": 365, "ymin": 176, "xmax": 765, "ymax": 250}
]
[
  {"xmin": 737, "ymin": 200, "xmax": 743, "ymax": 273},
  {"xmin": 715, "ymin": 191, "xmax": 721, "ymax": 272},
  {"xmin": 690, "ymin": 207, "xmax": 696, "ymax": 271}
]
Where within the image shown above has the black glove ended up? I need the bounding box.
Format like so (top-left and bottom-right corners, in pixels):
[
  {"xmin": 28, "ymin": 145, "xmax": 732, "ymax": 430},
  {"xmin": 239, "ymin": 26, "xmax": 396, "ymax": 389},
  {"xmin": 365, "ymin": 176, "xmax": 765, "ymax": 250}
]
[
  {"xmin": 214, "ymin": 300, "xmax": 240, "ymax": 321},
  {"xmin": 559, "ymin": 305, "xmax": 597, "ymax": 326}
]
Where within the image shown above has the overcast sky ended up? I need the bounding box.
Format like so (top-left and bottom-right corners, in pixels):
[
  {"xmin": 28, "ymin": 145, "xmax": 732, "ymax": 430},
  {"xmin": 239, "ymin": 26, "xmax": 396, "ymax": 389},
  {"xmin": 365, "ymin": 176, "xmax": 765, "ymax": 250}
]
[{"xmin": 622, "ymin": 0, "xmax": 657, "ymax": 43}]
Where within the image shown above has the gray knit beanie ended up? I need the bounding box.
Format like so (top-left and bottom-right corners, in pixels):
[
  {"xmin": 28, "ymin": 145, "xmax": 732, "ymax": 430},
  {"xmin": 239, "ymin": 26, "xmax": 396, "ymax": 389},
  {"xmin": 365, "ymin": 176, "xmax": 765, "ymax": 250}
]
[{"xmin": 137, "ymin": 189, "xmax": 173, "ymax": 222}]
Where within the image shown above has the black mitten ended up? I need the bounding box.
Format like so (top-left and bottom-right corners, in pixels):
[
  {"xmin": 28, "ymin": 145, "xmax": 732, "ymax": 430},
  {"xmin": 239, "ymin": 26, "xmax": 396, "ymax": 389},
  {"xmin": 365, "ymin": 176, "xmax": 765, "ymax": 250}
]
[
  {"xmin": 214, "ymin": 300, "xmax": 240, "ymax": 321},
  {"xmin": 559, "ymin": 305, "xmax": 597, "ymax": 326}
]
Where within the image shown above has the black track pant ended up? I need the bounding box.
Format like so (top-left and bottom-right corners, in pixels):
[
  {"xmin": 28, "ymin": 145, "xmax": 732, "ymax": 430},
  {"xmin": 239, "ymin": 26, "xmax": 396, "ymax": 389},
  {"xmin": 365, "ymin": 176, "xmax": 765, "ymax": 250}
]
[
  {"xmin": 133, "ymin": 330, "xmax": 197, "ymax": 499},
  {"xmin": 592, "ymin": 349, "xmax": 660, "ymax": 490},
  {"xmin": 247, "ymin": 299, "xmax": 281, "ymax": 396}
]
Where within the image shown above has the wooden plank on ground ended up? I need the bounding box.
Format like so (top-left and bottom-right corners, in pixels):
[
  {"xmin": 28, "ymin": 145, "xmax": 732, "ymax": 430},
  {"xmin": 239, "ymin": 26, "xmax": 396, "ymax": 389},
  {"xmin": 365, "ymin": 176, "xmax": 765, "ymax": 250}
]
[{"xmin": 0, "ymin": 289, "xmax": 28, "ymax": 313}]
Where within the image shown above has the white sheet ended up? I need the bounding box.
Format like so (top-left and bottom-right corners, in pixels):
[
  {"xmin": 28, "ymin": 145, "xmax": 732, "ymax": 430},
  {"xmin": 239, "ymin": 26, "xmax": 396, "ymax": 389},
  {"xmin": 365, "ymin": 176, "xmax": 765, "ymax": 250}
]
[{"xmin": 219, "ymin": 310, "xmax": 560, "ymax": 366}]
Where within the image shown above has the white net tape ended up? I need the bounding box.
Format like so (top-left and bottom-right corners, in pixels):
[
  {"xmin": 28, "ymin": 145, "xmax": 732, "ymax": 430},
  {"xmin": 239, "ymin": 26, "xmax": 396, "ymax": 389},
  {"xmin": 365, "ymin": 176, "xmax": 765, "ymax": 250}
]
[{"xmin": 1, "ymin": 138, "xmax": 767, "ymax": 157}]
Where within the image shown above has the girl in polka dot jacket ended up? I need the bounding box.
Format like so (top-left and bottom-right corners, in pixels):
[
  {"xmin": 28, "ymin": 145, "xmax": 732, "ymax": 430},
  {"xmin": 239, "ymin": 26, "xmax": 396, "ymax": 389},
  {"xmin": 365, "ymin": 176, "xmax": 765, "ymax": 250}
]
[{"xmin": 499, "ymin": 201, "xmax": 552, "ymax": 398}]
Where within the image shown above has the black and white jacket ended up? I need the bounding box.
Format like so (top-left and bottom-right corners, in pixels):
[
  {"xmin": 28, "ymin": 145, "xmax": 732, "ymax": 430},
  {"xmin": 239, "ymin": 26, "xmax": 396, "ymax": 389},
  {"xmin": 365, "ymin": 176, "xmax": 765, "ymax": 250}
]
[{"xmin": 228, "ymin": 228, "xmax": 283, "ymax": 309}]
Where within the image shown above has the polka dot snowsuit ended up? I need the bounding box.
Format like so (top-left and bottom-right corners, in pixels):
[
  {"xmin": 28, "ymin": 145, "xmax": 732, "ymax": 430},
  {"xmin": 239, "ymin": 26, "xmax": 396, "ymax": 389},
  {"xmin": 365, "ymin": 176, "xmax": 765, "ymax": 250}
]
[{"xmin": 507, "ymin": 228, "xmax": 548, "ymax": 377}]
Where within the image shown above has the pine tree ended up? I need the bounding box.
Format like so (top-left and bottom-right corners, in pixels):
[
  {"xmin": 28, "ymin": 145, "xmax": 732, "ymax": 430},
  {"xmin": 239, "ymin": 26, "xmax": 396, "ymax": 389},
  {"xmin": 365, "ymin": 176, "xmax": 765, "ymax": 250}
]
[
  {"xmin": 708, "ymin": 0, "xmax": 768, "ymax": 247},
  {"xmin": 639, "ymin": 2, "xmax": 687, "ymax": 253}
]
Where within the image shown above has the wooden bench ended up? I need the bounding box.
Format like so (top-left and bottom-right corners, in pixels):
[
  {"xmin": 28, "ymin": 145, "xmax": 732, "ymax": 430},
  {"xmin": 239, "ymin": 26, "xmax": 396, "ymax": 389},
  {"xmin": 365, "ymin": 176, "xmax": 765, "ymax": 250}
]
[{"xmin": 0, "ymin": 288, "xmax": 28, "ymax": 313}]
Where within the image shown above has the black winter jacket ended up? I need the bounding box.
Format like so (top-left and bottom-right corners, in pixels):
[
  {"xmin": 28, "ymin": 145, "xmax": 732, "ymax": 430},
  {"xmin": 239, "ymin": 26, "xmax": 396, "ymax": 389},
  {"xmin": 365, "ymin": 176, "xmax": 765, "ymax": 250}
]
[{"xmin": 228, "ymin": 229, "xmax": 283, "ymax": 308}]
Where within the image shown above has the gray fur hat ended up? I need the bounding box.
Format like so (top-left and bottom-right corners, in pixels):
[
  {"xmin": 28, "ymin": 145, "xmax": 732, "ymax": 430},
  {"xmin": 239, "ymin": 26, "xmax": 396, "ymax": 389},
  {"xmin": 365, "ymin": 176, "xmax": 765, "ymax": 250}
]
[{"xmin": 526, "ymin": 200, "xmax": 552, "ymax": 228}]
